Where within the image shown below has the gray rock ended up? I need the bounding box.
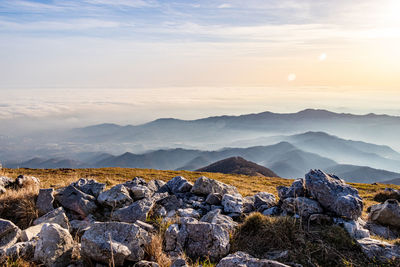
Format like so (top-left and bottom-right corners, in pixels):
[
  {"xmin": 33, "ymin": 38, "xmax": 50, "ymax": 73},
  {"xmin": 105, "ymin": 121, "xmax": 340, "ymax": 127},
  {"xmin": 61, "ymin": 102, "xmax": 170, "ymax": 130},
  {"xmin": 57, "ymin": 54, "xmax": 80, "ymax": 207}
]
[
  {"xmin": 97, "ymin": 184, "xmax": 133, "ymax": 209},
  {"xmin": 0, "ymin": 241, "xmax": 36, "ymax": 263},
  {"xmin": 308, "ymin": 214, "xmax": 332, "ymax": 225},
  {"xmin": 262, "ymin": 207, "xmax": 279, "ymax": 216},
  {"xmin": 206, "ymin": 193, "xmax": 222, "ymax": 205},
  {"xmin": 254, "ymin": 192, "xmax": 276, "ymax": 210},
  {"xmin": 243, "ymin": 196, "xmax": 256, "ymax": 213},
  {"xmin": 15, "ymin": 175, "xmax": 40, "ymax": 188},
  {"xmin": 55, "ymin": 185, "xmax": 97, "ymax": 218},
  {"xmin": 0, "ymin": 176, "xmax": 13, "ymax": 188},
  {"xmin": 177, "ymin": 208, "xmax": 201, "ymax": 219},
  {"xmin": 123, "ymin": 177, "xmax": 147, "ymax": 188},
  {"xmin": 216, "ymin": 251, "xmax": 290, "ymax": 267},
  {"xmin": 200, "ymin": 209, "xmax": 237, "ymax": 231},
  {"xmin": 369, "ymin": 199, "xmax": 400, "ymax": 228},
  {"xmin": 334, "ymin": 218, "xmax": 370, "ymax": 239},
  {"xmin": 81, "ymin": 222, "xmax": 151, "ymax": 266},
  {"xmin": 277, "ymin": 179, "xmax": 306, "ymax": 200},
  {"xmin": 166, "ymin": 176, "xmax": 193, "ymax": 194},
  {"xmin": 222, "ymin": 193, "xmax": 243, "ymax": 214},
  {"xmin": 305, "ymin": 169, "xmax": 363, "ymax": 220},
  {"xmin": 164, "ymin": 224, "xmax": 180, "ymax": 252},
  {"xmin": 135, "ymin": 220, "xmax": 155, "ymax": 232},
  {"xmin": 34, "ymin": 223, "xmax": 75, "ymax": 267},
  {"xmin": 191, "ymin": 176, "xmax": 238, "ymax": 196},
  {"xmin": 281, "ymin": 197, "xmax": 323, "ymax": 218},
  {"xmin": 365, "ymin": 222, "xmax": 398, "ymax": 240},
  {"xmin": 112, "ymin": 198, "xmax": 154, "ymax": 223},
  {"xmin": 156, "ymin": 195, "xmax": 181, "ymax": 213},
  {"xmin": 358, "ymin": 238, "xmax": 400, "ymax": 261},
  {"xmin": 34, "ymin": 207, "xmax": 69, "ymax": 230},
  {"xmin": 176, "ymin": 220, "xmax": 230, "ymax": 261},
  {"xmin": 130, "ymin": 185, "xmax": 152, "ymax": 200},
  {"xmin": 71, "ymin": 178, "xmax": 106, "ymax": 198},
  {"xmin": 0, "ymin": 219, "xmax": 21, "ymax": 249},
  {"xmin": 36, "ymin": 188, "xmax": 55, "ymax": 216},
  {"xmin": 171, "ymin": 258, "xmax": 188, "ymax": 267},
  {"xmin": 70, "ymin": 219, "xmax": 93, "ymax": 238},
  {"xmin": 147, "ymin": 180, "xmax": 167, "ymax": 193},
  {"xmin": 21, "ymin": 224, "xmax": 45, "ymax": 242}
]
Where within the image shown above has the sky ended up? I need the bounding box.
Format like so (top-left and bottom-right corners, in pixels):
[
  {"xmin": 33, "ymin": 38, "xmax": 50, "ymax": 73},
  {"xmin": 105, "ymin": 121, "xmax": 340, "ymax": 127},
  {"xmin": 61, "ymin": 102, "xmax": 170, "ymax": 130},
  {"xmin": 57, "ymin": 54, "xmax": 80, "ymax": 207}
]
[{"xmin": 0, "ymin": 0, "xmax": 400, "ymax": 129}]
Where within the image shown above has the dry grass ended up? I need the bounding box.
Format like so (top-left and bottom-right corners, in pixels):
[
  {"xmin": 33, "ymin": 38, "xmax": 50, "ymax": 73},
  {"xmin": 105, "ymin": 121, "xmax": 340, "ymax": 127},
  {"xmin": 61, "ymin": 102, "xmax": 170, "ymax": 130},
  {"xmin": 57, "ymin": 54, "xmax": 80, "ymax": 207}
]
[
  {"xmin": 3, "ymin": 258, "xmax": 36, "ymax": 267},
  {"xmin": 373, "ymin": 190, "xmax": 400, "ymax": 203},
  {"xmin": 144, "ymin": 234, "xmax": 172, "ymax": 267},
  {"xmin": 230, "ymin": 213, "xmax": 385, "ymax": 267},
  {"xmin": 0, "ymin": 180, "xmax": 39, "ymax": 229}
]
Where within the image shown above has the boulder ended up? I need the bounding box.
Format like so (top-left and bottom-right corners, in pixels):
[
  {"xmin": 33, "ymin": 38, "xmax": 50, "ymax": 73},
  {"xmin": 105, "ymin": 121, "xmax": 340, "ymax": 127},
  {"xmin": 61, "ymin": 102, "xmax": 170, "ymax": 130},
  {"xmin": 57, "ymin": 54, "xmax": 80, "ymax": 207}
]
[
  {"xmin": 222, "ymin": 193, "xmax": 243, "ymax": 214},
  {"xmin": 254, "ymin": 192, "xmax": 276, "ymax": 210},
  {"xmin": 34, "ymin": 207, "xmax": 70, "ymax": 230},
  {"xmin": 70, "ymin": 219, "xmax": 93, "ymax": 238},
  {"xmin": 200, "ymin": 209, "xmax": 237, "ymax": 231},
  {"xmin": 262, "ymin": 207, "xmax": 280, "ymax": 216},
  {"xmin": 55, "ymin": 185, "xmax": 97, "ymax": 218},
  {"xmin": 305, "ymin": 169, "xmax": 363, "ymax": 220},
  {"xmin": 130, "ymin": 185, "xmax": 152, "ymax": 200},
  {"xmin": 112, "ymin": 198, "xmax": 154, "ymax": 223},
  {"xmin": 147, "ymin": 180, "xmax": 168, "ymax": 193},
  {"xmin": 164, "ymin": 224, "xmax": 180, "ymax": 252},
  {"xmin": 243, "ymin": 196, "xmax": 256, "ymax": 213},
  {"xmin": 71, "ymin": 178, "xmax": 106, "ymax": 198},
  {"xmin": 277, "ymin": 179, "xmax": 306, "ymax": 200},
  {"xmin": 358, "ymin": 238, "xmax": 400, "ymax": 261},
  {"xmin": 365, "ymin": 222, "xmax": 398, "ymax": 240},
  {"xmin": 97, "ymin": 184, "xmax": 133, "ymax": 209},
  {"xmin": 206, "ymin": 193, "xmax": 222, "ymax": 205},
  {"xmin": 281, "ymin": 197, "xmax": 323, "ymax": 218},
  {"xmin": 34, "ymin": 223, "xmax": 75, "ymax": 267},
  {"xmin": 36, "ymin": 188, "xmax": 55, "ymax": 216},
  {"xmin": 0, "ymin": 219, "xmax": 21, "ymax": 249},
  {"xmin": 177, "ymin": 208, "xmax": 201, "ymax": 219},
  {"xmin": 15, "ymin": 175, "xmax": 40, "ymax": 188},
  {"xmin": 334, "ymin": 218, "xmax": 370, "ymax": 239},
  {"xmin": 134, "ymin": 261, "xmax": 159, "ymax": 267},
  {"xmin": 21, "ymin": 224, "xmax": 45, "ymax": 242},
  {"xmin": 191, "ymin": 176, "xmax": 238, "ymax": 196},
  {"xmin": 369, "ymin": 199, "xmax": 400, "ymax": 227},
  {"xmin": 0, "ymin": 176, "xmax": 13, "ymax": 188},
  {"xmin": 166, "ymin": 176, "xmax": 193, "ymax": 194},
  {"xmin": 0, "ymin": 241, "xmax": 36, "ymax": 263},
  {"xmin": 123, "ymin": 177, "xmax": 147, "ymax": 188},
  {"xmin": 216, "ymin": 251, "xmax": 290, "ymax": 267},
  {"xmin": 171, "ymin": 258, "xmax": 188, "ymax": 267},
  {"xmin": 176, "ymin": 220, "xmax": 230, "ymax": 261},
  {"xmin": 81, "ymin": 222, "xmax": 151, "ymax": 266}
]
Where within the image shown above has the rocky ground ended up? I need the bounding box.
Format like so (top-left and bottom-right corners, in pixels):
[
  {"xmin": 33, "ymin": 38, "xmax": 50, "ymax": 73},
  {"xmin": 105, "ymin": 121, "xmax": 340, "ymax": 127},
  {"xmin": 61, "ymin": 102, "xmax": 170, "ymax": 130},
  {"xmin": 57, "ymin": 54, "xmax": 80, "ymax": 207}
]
[{"xmin": 1, "ymin": 169, "xmax": 400, "ymax": 266}]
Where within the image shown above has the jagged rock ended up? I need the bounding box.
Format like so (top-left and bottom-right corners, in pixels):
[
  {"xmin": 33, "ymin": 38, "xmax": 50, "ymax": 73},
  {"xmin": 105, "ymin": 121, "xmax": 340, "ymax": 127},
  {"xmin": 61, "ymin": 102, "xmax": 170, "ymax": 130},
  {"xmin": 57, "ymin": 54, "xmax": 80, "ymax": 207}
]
[
  {"xmin": 112, "ymin": 198, "xmax": 154, "ymax": 223},
  {"xmin": 243, "ymin": 196, "xmax": 256, "ymax": 213},
  {"xmin": 0, "ymin": 219, "xmax": 21, "ymax": 249},
  {"xmin": 358, "ymin": 238, "xmax": 400, "ymax": 261},
  {"xmin": 171, "ymin": 258, "xmax": 188, "ymax": 267},
  {"xmin": 34, "ymin": 207, "xmax": 70, "ymax": 230},
  {"xmin": 200, "ymin": 209, "xmax": 238, "ymax": 231},
  {"xmin": 0, "ymin": 241, "xmax": 36, "ymax": 263},
  {"xmin": 15, "ymin": 175, "xmax": 40, "ymax": 188},
  {"xmin": 71, "ymin": 178, "xmax": 106, "ymax": 198},
  {"xmin": 0, "ymin": 176, "xmax": 13, "ymax": 188},
  {"xmin": 177, "ymin": 208, "xmax": 201, "ymax": 219},
  {"xmin": 55, "ymin": 185, "xmax": 97, "ymax": 218},
  {"xmin": 254, "ymin": 192, "xmax": 276, "ymax": 210},
  {"xmin": 81, "ymin": 222, "xmax": 151, "ymax": 266},
  {"xmin": 70, "ymin": 219, "xmax": 93, "ymax": 238},
  {"xmin": 164, "ymin": 224, "xmax": 180, "ymax": 252},
  {"xmin": 123, "ymin": 177, "xmax": 147, "ymax": 188},
  {"xmin": 281, "ymin": 197, "xmax": 323, "ymax": 218},
  {"xmin": 334, "ymin": 218, "xmax": 370, "ymax": 239},
  {"xmin": 191, "ymin": 176, "xmax": 238, "ymax": 196},
  {"xmin": 147, "ymin": 180, "xmax": 168, "ymax": 193},
  {"xmin": 216, "ymin": 251, "xmax": 290, "ymax": 267},
  {"xmin": 369, "ymin": 199, "xmax": 400, "ymax": 228},
  {"xmin": 155, "ymin": 195, "xmax": 181, "ymax": 213},
  {"xmin": 206, "ymin": 193, "xmax": 222, "ymax": 205},
  {"xmin": 34, "ymin": 223, "xmax": 75, "ymax": 267},
  {"xmin": 305, "ymin": 169, "xmax": 363, "ymax": 220},
  {"xmin": 176, "ymin": 220, "xmax": 230, "ymax": 261},
  {"xmin": 36, "ymin": 188, "xmax": 55, "ymax": 216},
  {"xmin": 166, "ymin": 176, "xmax": 193, "ymax": 194},
  {"xmin": 222, "ymin": 193, "xmax": 243, "ymax": 213},
  {"xmin": 134, "ymin": 261, "xmax": 159, "ymax": 267},
  {"xmin": 365, "ymin": 222, "xmax": 398, "ymax": 240},
  {"xmin": 97, "ymin": 184, "xmax": 133, "ymax": 209},
  {"xmin": 263, "ymin": 206, "xmax": 280, "ymax": 216},
  {"xmin": 21, "ymin": 224, "xmax": 45, "ymax": 242},
  {"xmin": 130, "ymin": 185, "xmax": 152, "ymax": 200},
  {"xmin": 308, "ymin": 214, "xmax": 332, "ymax": 225},
  {"xmin": 277, "ymin": 179, "xmax": 306, "ymax": 200}
]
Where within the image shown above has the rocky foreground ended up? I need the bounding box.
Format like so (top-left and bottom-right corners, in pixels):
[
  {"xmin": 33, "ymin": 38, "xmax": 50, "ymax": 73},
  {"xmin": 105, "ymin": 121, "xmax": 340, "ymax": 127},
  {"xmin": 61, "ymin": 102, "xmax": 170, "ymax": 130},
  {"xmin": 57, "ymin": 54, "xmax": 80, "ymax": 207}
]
[{"xmin": 1, "ymin": 169, "xmax": 400, "ymax": 266}]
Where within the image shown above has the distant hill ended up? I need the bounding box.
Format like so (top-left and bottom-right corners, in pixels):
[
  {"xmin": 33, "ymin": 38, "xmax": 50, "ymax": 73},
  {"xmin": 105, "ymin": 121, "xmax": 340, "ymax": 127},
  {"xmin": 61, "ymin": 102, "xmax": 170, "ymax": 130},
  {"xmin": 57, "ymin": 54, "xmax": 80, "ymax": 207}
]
[
  {"xmin": 196, "ymin": 156, "xmax": 278, "ymax": 177},
  {"xmin": 324, "ymin": 164, "xmax": 400, "ymax": 183},
  {"xmin": 381, "ymin": 178, "xmax": 400, "ymax": 185}
]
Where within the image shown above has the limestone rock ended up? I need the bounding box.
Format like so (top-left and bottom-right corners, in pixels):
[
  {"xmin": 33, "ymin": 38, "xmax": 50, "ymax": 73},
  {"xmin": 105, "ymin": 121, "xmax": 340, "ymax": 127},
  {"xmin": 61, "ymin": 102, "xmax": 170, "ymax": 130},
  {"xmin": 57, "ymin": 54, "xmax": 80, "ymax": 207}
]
[
  {"xmin": 206, "ymin": 193, "xmax": 222, "ymax": 205},
  {"xmin": 21, "ymin": 224, "xmax": 45, "ymax": 242},
  {"xmin": 334, "ymin": 218, "xmax": 370, "ymax": 239},
  {"xmin": 177, "ymin": 208, "xmax": 201, "ymax": 219},
  {"xmin": 71, "ymin": 178, "xmax": 106, "ymax": 198},
  {"xmin": 277, "ymin": 179, "xmax": 306, "ymax": 200},
  {"xmin": 0, "ymin": 176, "xmax": 13, "ymax": 188},
  {"xmin": 365, "ymin": 222, "xmax": 398, "ymax": 240},
  {"xmin": 0, "ymin": 219, "xmax": 21, "ymax": 249},
  {"xmin": 36, "ymin": 188, "xmax": 55, "ymax": 216},
  {"xmin": 55, "ymin": 185, "xmax": 97, "ymax": 218},
  {"xmin": 34, "ymin": 207, "xmax": 70, "ymax": 230},
  {"xmin": 147, "ymin": 180, "xmax": 168, "ymax": 193},
  {"xmin": 281, "ymin": 197, "xmax": 323, "ymax": 218},
  {"xmin": 222, "ymin": 193, "xmax": 243, "ymax": 214},
  {"xmin": 15, "ymin": 175, "xmax": 40, "ymax": 189},
  {"xmin": 81, "ymin": 222, "xmax": 151, "ymax": 266},
  {"xmin": 112, "ymin": 198, "xmax": 154, "ymax": 223},
  {"xmin": 305, "ymin": 169, "xmax": 363, "ymax": 220},
  {"xmin": 254, "ymin": 192, "xmax": 276, "ymax": 210},
  {"xmin": 134, "ymin": 261, "xmax": 159, "ymax": 267},
  {"xmin": 369, "ymin": 199, "xmax": 400, "ymax": 228},
  {"xmin": 166, "ymin": 176, "xmax": 193, "ymax": 194},
  {"xmin": 200, "ymin": 209, "xmax": 238, "ymax": 231},
  {"xmin": 191, "ymin": 176, "xmax": 238, "ymax": 196},
  {"xmin": 216, "ymin": 251, "xmax": 290, "ymax": 267},
  {"xmin": 0, "ymin": 241, "xmax": 36, "ymax": 263},
  {"xmin": 358, "ymin": 238, "xmax": 400, "ymax": 261},
  {"xmin": 97, "ymin": 184, "xmax": 133, "ymax": 209},
  {"xmin": 34, "ymin": 223, "xmax": 75, "ymax": 267}
]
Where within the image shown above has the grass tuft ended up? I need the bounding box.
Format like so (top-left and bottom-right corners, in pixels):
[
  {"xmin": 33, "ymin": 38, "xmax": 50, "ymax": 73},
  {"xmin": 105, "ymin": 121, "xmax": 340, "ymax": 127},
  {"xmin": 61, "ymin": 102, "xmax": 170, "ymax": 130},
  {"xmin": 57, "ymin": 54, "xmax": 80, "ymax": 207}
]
[{"xmin": 373, "ymin": 190, "xmax": 400, "ymax": 203}]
